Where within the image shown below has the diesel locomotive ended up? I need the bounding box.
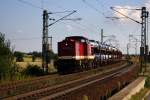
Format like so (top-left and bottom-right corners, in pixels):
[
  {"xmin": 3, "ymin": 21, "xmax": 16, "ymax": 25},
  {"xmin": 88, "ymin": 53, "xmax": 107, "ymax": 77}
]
[{"xmin": 57, "ymin": 36, "xmax": 122, "ymax": 74}]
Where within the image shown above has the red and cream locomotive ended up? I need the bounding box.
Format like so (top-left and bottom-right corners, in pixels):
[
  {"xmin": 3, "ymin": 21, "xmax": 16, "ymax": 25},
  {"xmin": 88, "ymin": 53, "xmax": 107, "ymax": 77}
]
[{"xmin": 57, "ymin": 36, "xmax": 122, "ymax": 74}]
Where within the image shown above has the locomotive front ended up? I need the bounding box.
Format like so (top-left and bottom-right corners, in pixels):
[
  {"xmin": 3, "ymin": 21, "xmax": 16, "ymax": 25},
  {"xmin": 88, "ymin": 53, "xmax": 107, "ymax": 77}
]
[{"xmin": 57, "ymin": 36, "xmax": 94, "ymax": 74}]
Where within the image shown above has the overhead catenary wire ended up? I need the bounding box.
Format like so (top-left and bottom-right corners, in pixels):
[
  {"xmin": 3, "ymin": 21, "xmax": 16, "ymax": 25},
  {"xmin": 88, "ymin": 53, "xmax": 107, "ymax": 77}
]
[
  {"xmin": 57, "ymin": 3, "xmax": 122, "ymax": 40},
  {"xmin": 110, "ymin": 7, "xmax": 141, "ymax": 11},
  {"xmin": 56, "ymin": 18, "xmax": 99, "ymax": 36},
  {"xmin": 17, "ymin": 0, "xmax": 89, "ymax": 35},
  {"xmin": 10, "ymin": 37, "xmax": 41, "ymax": 41},
  {"xmin": 110, "ymin": 7, "xmax": 141, "ymax": 24},
  {"xmin": 82, "ymin": 0, "xmax": 106, "ymax": 17},
  {"xmin": 55, "ymin": 5, "xmax": 100, "ymax": 34},
  {"xmin": 82, "ymin": 0, "xmax": 128, "ymax": 39},
  {"xmin": 49, "ymin": 11, "xmax": 77, "ymax": 14},
  {"xmin": 107, "ymin": 7, "xmax": 142, "ymax": 39},
  {"xmin": 15, "ymin": 0, "xmax": 46, "ymax": 42},
  {"xmin": 48, "ymin": 10, "xmax": 77, "ymax": 27},
  {"xmin": 96, "ymin": 0, "xmax": 133, "ymax": 36},
  {"xmin": 95, "ymin": 0, "xmax": 111, "ymax": 14},
  {"xmin": 50, "ymin": 12, "xmax": 99, "ymax": 34},
  {"xmin": 41, "ymin": 0, "xmax": 44, "ymax": 10},
  {"xmin": 81, "ymin": 0, "xmax": 122, "ymax": 46},
  {"xmin": 18, "ymin": 0, "xmax": 44, "ymax": 10}
]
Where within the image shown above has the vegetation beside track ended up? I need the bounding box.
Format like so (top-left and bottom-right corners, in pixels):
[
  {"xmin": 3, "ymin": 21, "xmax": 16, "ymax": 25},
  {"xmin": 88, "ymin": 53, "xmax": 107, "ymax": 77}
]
[
  {"xmin": 130, "ymin": 88, "xmax": 149, "ymax": 100},
  {"xmin": 0, "ymin": 62, "xmax": 125, "ymax": 99},
  {"xmin": 0, "ymin": 32, "xmax": 21, "ymax": 82},
  {"xmin": 130, "ymin": 63, "xmax": 150, "ymax": 100},
  {"xmin": 3, "ymin": 61, "xmax": 135, "ymax": 100},
  {"xmin": 0, "ymin": 32, "xmax": 57, "ymax": 83}
]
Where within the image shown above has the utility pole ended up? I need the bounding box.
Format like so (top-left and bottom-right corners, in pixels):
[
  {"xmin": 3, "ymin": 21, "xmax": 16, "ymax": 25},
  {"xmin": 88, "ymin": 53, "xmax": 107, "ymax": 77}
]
[
  {"xmin": 48, "ymin": 36, "xmax": 52, "ymax": 51},
  {"xmin": 140, "ymin": 7, "xmax": 149, "ymax": 72},
  {"xmin": 110, "ymin": 7, "xmax": 149, "ymax": 73},
  {"xmin": 129, "ymin": 34, "xmax": 140, "ymax": 55},
  {"xmin": 135, "ymin": 38, "xmax": 138, "ymax": 55},
  {"xmin": 42, "ymin": 10, "xmax": 49, "ymax": 72},
  {"xmin": 127, "ymin": 43, "xmax": 130, "ymax": 61},
  {"xmin": 42, "ymin": 10, "xmax": 80, "ymax": 73},
  {"xmin": 101, "ymin": 29, "xmax": 116, "ymax": 45},
  {"xmin": 101, "ymin": 29, "xmax": 103, "ymax": 43}
]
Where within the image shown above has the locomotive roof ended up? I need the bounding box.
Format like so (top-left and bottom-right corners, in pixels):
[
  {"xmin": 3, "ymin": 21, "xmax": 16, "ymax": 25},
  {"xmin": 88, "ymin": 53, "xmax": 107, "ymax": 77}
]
[{"xmin": 66, "ymin": 36, "xmax": 88, "ymax": 40}]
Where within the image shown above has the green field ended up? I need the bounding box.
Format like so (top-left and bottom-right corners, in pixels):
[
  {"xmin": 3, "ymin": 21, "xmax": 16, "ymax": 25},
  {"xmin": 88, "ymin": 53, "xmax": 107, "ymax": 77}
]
[{"xmin": 15, "ymin": 56, "xmax": 56, "ymax": 72}]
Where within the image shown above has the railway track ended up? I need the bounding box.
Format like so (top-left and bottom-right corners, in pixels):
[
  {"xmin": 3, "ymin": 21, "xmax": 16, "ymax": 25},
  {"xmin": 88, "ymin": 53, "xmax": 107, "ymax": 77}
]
[
  {"xmin": 0, "ymin": 62, "xmax": 124, "ymax": 99},
  {"xmin": 0, "ymin": 73, "xmax": 59, "ymax": 99},
  {"xmin": 2, "ymin": 61, "xmax": 133, "ymax": 100},
  {"xmin": 41, "ymin": 62, "xmax": 136, "ymax": 100}
]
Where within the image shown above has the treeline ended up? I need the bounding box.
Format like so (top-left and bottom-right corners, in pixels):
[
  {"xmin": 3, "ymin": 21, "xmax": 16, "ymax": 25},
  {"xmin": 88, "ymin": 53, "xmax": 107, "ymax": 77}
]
[
  {"xmin": 14, "ymin": 51, "xmax": 58, "ymax": 62},
  {"xmin": 0, "ymin": 32, "xmax": 57, "ymax": 81}
]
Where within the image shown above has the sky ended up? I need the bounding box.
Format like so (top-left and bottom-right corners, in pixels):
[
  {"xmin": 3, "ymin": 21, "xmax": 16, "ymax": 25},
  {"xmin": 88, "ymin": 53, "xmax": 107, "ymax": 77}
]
[{"xmin": 0, "ymin": 0, "xmax": 149, "ymax": 54}]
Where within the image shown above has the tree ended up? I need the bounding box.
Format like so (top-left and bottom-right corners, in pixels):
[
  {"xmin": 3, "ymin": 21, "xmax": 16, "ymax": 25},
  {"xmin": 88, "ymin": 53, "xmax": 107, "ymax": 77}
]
[
  {"xmin": 0, "ymin": 32, "xmax": 14, "ymax": 79},
  {"xmin": 22, "ymin": 64, "xmax": 44, "ymax": 76},
  {"xmin": 14, "ymin": 51, "xmax": 24, "ymax": 62},
  {"xmin": 32, "ymin": 55, "xmax": 36, "ymax": 62},
  {"xmin": 32, "ymin": 51, "xmax": 42, "ymax": 57}
]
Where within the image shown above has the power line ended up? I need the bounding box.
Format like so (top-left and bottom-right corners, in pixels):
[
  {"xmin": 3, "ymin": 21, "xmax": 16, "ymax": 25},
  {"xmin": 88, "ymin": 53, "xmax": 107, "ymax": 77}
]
[
  {"xmin": 110, "ymin": 7, "xmax": 141, "ymax": 24},
  {"xmin": 10, "ymin": 37, "xmax": 41, "ymax": 41},
  {"xmin": 55, "ymin": 5, "xmax": 100, "ymax": 34},
  {"xmin": 49, "ymin": 11, "xmax": 77, "ymax": 14},
  {"xmin": 95, "ymin": 0, "xmax": 104, "ymax": 8},
  {"xmin": 18, "ymin": 0, "xmax": 44, "ymax": 10},
  {"xmin": 41, "ymin": 0, "xmax": 44, "ymax": 10},
  {"xmin": 82, "ymin": 0, "xmax": 106, "ymax": 17},
  {"xmin": 110, "ymin": 7, "xmax": 141, "ymax": 10},
  {"xmin": 50, "ymin": 12, "xmax": 98, "ymax": 34}
]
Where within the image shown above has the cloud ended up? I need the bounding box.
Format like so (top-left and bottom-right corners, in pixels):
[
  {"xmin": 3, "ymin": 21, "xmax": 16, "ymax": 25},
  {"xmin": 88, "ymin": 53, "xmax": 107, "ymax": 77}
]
[
  {"xmin": 113, "ymin": 0, "xmax": 150, "ymax": 23},
  {"xmin": 113, "ymin": 5, "xmax": 140, "ymax": 22}
]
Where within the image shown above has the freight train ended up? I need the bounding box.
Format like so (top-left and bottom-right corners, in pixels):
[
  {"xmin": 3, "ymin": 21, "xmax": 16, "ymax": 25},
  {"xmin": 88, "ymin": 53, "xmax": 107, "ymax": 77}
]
[{"xmin": 57, "ymin": 36, "xmax": 122, "ymax": 74}]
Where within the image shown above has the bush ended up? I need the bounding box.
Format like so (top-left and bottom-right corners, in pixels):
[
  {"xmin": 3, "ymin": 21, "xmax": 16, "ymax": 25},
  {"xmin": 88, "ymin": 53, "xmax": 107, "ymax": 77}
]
[
  {"xmin": 145, "ymin": 77, "xmax": 150, "ymax": 88},
  {"xmin": 0, "ymin": 32, "xmax": 15, "ymax": 79},
  {"xmin": 14, "ymin": 51, "xmax": 24, "ymax": 62},
  {"xmin": 22, "ymin": 65, "xmax": 44, "ymax": 76}
]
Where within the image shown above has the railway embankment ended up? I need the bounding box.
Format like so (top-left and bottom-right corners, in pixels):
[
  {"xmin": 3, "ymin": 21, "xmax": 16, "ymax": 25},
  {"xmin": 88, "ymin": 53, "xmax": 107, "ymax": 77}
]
[
  {"xmin": 109, "ymin": 77, "xmax": 146, "ymax": 100},
  {"xmin": 109, "ymin": 63, "xmax": 150, "ymax": 100}
]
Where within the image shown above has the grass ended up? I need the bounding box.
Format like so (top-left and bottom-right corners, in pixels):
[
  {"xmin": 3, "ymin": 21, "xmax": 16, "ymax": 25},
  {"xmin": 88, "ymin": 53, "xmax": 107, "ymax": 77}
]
[
  {"xmin": 16, "ymin": 62, "xmax": 42, "ymax": 68},
  {"xmin": 130, "ymin": 62, "xmax": 150, "ymax": 100},
  {"xmin": 130, "ymin": 88, "xmax": 149, "ymax": 100},
  {"xmin": 23, "ymin": 56, "xmax": 42, "ymax": 62},
  {"xmin": 15, "ymin": 56, "xmax": 42, "ymax": 68},
  {"xmin": 16, "ymin": 56, "xmax": 56, "ymax": 74},
  {"xmin": 16, "ymin": 62, "xmax": 56, "ymax": 72},
  {"xmin": 0, "ymin": 54, "xmax": 57, "ymax": 84},
  {"xmin": 0, "ymin": 73, "xmax": 33, "ymax": 84}
]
